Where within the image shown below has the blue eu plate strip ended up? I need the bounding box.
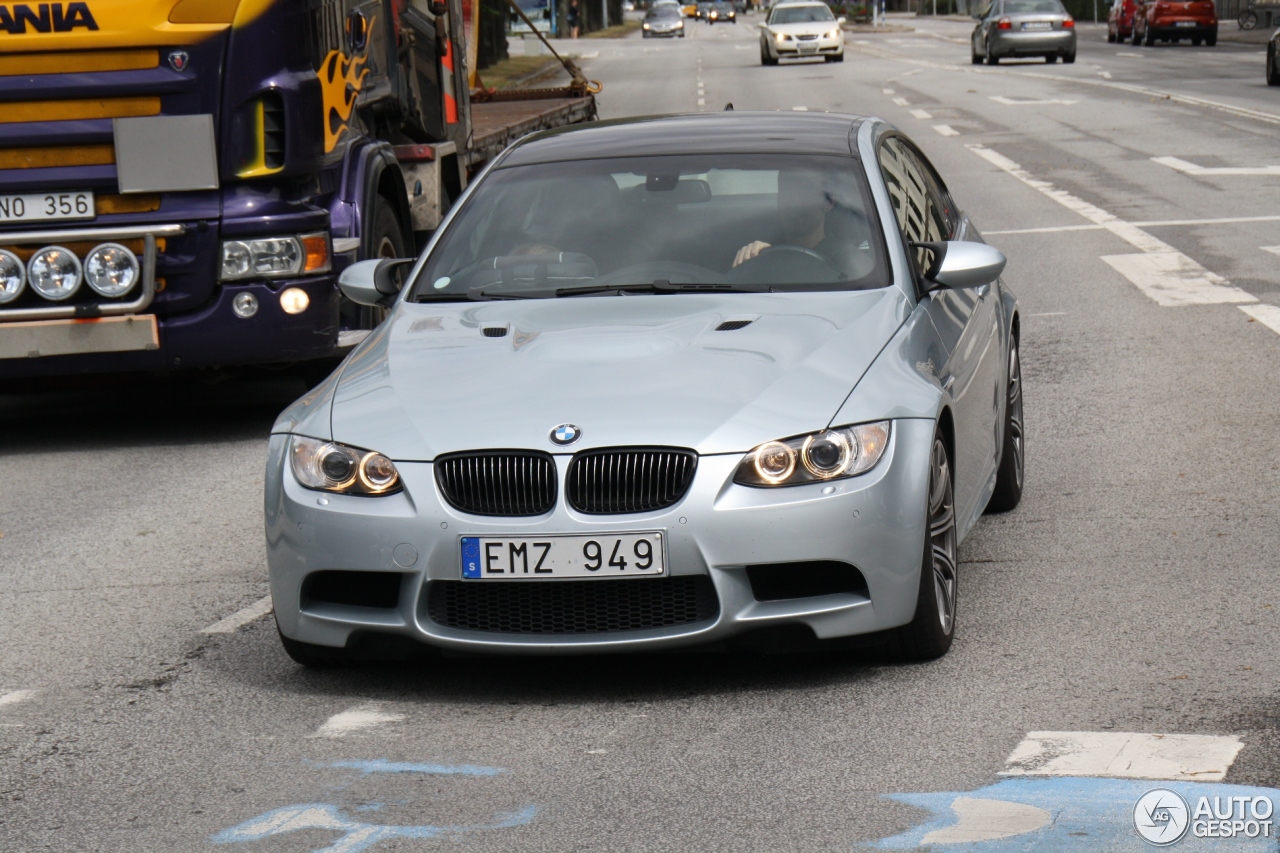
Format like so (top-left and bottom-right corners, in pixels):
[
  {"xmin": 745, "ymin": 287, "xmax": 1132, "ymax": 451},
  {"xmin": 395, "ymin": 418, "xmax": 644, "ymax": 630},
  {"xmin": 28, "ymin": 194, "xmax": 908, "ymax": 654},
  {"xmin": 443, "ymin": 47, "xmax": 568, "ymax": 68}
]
[{"xmin": 461, "ymin": 537, "xmax": 481, "ymax": 579}]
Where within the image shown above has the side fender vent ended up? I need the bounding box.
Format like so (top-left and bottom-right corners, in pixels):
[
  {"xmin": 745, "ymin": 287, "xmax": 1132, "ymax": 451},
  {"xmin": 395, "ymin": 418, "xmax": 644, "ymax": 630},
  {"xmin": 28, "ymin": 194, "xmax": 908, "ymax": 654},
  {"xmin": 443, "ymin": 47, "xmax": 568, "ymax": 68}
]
[{"xmin": 716, "ymin": 319, "xmax": 753, "ymax": 331}]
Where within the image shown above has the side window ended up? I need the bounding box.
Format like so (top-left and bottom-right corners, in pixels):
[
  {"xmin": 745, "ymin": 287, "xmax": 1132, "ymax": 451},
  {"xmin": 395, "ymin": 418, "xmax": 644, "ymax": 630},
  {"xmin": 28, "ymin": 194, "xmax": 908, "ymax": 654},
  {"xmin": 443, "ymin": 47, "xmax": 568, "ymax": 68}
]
[
  {"xmin": 878, "ymin": 137, "xmax": 947, "ymax": 273},
  {"xmin": 903, "ymin": 144, "xmax": 959, "ymax": 237}
]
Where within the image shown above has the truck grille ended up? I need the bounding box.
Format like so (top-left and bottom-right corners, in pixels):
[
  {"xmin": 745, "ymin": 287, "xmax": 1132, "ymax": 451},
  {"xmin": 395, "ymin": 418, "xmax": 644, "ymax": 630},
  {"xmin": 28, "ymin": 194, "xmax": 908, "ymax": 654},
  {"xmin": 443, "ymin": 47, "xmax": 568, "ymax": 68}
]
[
  {"xmin": 434, "ymin": 451, "xmax": 557, "ymax": 516},
  {"xmin": 566, "ymin": 448, "xmax": 697, "ymax": 515},
  {"xmin": 425, "ymin": 576, "xmax": 719, "ymax": 634}
]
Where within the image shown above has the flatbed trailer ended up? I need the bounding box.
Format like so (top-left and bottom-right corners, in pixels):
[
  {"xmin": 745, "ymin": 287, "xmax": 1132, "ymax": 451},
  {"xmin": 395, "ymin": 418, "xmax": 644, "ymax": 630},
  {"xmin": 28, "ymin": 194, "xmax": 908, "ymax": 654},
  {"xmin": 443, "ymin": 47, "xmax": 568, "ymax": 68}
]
[{"xmin": 0, "ymin": 0, "xmax": 598, "ymax": 379}]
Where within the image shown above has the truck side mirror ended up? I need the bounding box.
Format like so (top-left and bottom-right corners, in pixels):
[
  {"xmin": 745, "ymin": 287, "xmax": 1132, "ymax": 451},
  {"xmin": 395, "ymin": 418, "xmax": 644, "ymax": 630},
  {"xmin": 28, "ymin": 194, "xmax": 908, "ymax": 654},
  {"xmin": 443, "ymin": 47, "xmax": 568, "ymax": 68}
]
[
  {"xmin": 912, "ymin": 241, "xmax": 1006, "ymax": 290},
  {"xmin": 339, "ymin": 258, "xmax": 415, "ymax": 307}
]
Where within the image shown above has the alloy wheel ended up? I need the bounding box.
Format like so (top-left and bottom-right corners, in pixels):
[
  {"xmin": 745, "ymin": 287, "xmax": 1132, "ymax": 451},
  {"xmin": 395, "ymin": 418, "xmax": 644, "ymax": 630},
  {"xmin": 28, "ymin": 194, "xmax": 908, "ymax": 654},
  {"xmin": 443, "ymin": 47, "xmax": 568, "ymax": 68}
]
[
  {"xmin": 928, "ymin": 438, "xmax": 958, "ymax": 635},
  {"xmin": 1007, "ymin": 343, "xmax": 1024, "ymax": 491}
]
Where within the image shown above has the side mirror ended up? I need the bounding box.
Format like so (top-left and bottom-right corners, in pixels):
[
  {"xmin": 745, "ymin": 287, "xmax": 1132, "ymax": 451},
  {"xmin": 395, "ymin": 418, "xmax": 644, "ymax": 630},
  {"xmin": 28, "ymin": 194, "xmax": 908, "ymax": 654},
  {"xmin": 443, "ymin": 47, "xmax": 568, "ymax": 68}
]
[
  {"xmin": 912, "ymin": 241, "xmax": 1006, "ymax": 290},
  {"xmin": 338, "ymin": 258, "xmax": 415, "ymax": 307},
  {"xmin": 837, "ymin": 15, "xmax": 846, "ymax": 22},
  {"xmin": 758, "ymin": 20, "xmax": 768, "ymax": 27}
]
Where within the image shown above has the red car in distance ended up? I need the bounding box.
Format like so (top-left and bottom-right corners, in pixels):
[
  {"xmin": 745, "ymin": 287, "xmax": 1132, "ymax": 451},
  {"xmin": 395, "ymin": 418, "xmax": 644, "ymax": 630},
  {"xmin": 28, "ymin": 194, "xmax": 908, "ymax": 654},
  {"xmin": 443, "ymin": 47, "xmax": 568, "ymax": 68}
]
[
  {"xmin": 1131, "ymin": 0, "xmax": 1218, "ymax": 45},
  {"xmin": 1108, "ymin": 0, "xmax": 1137, "ymax": 41}
]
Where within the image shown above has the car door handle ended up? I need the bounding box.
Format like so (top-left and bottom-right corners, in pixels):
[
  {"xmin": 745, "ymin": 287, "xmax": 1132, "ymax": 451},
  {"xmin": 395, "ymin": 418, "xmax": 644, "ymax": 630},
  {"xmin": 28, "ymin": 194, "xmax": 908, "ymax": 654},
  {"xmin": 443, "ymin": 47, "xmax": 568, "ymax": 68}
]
[{"xmin": 942, "ymin": 375, "xmax": 956, "ymax": 391}]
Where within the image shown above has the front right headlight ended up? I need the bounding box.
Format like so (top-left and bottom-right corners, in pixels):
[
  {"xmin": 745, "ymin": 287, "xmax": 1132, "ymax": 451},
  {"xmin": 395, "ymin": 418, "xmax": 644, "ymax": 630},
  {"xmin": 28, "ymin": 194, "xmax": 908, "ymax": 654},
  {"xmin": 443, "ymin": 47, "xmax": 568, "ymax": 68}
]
[
  {"xmin": 776, "ymin": 31, "xmax": 792, "ymax": 41},
  {"xmin": 290, "ymin": 435, "xmax": 402, "ymax": 496},
  {"xmin": 220, "ymin": 232, "xmax": 331, "ymax": 281},
  {"xmin": 734, "ymin": 422, "xmax": 891, "ymax": 487}
]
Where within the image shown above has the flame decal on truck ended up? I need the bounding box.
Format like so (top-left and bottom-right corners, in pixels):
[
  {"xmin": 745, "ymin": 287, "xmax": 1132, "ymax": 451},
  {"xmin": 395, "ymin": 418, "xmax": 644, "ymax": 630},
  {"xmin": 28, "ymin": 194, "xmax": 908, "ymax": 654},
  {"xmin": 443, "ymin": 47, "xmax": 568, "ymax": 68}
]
[{"xmin": 317, "ymin": 43, "xmax": 370, "ymax": 153}]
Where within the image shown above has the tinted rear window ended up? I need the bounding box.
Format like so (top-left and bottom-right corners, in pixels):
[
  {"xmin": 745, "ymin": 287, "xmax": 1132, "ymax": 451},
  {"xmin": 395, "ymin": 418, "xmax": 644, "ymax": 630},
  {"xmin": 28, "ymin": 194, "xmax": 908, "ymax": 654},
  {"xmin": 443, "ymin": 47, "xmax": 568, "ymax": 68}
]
[{"xmin": 1001, "ymin": 0, "xmax": 1065, "ymax": 11}]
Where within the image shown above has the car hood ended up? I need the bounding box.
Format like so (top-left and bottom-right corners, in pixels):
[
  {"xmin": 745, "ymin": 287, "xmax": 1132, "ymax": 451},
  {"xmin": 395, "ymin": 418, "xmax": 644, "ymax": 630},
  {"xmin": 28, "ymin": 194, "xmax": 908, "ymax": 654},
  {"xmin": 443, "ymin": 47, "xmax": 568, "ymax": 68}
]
[
  {"xmin": 767, "ymin": 20, "xmax": 840, "ymax": 34},
  {"xmin": 328, "ymin": 289, "xmax": 909, "ymax": 460}
]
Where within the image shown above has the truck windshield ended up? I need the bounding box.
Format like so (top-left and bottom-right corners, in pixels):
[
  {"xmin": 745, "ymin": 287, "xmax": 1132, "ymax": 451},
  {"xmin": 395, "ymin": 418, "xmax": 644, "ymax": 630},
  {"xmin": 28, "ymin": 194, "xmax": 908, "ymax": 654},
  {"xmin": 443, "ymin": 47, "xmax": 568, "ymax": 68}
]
[{"xmin": 411, "ymin": 154, "xmax": 889, "ymax": 300}]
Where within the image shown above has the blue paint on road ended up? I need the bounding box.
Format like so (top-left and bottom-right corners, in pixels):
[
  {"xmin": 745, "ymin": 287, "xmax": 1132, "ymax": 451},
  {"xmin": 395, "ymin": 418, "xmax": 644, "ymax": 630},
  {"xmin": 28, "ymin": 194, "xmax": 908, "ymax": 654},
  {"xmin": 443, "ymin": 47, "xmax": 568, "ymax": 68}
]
[
  {"xmin": 322, "ymin": 759, "xmax": 506, "ymax": 776},
  {"xmin": 212, "ymin": 804, "xmax": 536, "ymax": 853},
  {"xmin": 873, "ymin": 777, "xmax": 1280, "ymax": 851}
]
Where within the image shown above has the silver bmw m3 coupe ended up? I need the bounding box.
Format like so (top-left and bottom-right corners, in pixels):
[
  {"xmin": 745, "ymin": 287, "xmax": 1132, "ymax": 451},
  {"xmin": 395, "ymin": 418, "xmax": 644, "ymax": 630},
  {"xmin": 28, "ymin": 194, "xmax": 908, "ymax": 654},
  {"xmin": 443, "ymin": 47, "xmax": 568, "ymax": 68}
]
[{"xmin": 265, "ymin": 112, "xmax": 1023, "ymax": 666}]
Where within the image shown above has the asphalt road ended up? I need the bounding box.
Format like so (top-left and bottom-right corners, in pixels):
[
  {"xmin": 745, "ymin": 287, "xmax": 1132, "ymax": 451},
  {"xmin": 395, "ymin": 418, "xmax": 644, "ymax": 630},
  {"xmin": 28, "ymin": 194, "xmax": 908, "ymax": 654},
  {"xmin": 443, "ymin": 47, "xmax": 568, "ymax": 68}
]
[{"xmin": 3, "ymin": 15, "xmax": 1280, "ymax": 852}]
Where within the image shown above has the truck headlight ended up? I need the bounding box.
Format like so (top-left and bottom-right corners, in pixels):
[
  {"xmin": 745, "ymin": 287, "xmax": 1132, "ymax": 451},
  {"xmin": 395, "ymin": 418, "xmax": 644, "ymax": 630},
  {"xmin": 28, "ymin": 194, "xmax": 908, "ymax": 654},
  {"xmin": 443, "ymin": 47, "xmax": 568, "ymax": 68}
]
[
  {"xmin": 290, "ymin": 436, "xmax": 402, "ymax": 496},
  {"xmin": 84, "ymin": 243, "xmax": 140, "ymax": 297},
  {"xmin": 734, "ymin": 422, "xmax": 891, "ymax": 487},
  {"xmin": 28, "ymin": 246, "xmax": 82, "ymax": 301},
  {"xmin": 220, "ymin": 232, "xmax": 331, "ymax": 281},
  {"xmin": 0, "ymin": 249, "xmax": 25, "ymax": 304}
]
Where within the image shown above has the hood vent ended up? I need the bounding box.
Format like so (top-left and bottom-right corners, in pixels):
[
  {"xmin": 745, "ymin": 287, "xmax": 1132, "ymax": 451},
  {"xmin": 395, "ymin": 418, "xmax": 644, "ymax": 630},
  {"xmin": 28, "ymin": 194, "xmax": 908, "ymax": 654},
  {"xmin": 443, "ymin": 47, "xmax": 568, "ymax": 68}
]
[
  {"xmin": 482, "ymin": 326, "xmax": 508, "ymax": 338},
  {"xmin": 716, "ymin": 319, "xmax": 754, "ymax": 331}
]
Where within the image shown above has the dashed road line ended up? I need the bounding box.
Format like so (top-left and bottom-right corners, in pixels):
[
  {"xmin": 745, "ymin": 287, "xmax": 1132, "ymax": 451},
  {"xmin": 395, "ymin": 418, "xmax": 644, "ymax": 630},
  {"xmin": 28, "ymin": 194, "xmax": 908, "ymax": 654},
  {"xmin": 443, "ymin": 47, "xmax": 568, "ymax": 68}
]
[
  {"xmin": 969, "ymin": 144, "xmax": 1256, "ymax": 306},
  {"xmin": 201, "ymin": 595, "xmax": 274, "ymax": 634},
  {"xmin": 1240, "ymin": 304, "xmax": 1280, "ymax": 336},
  {"xmin": 932, "ymin": 124, "xmax": 959, "ymax": 136},
  {"xmin": 0, "ymin": 689, "xmax": 36, "ymax": 708},
  {"xmin": 1153, "ymin": 156, "xmax": 1280, "ymax": 177},
  {"xmin": 1002, "ymin": 731, "xmax": 1244, "ymax": 782},
  {"xmin": 892, "ymin": 96, "xmax": 910, "ymax": 106},
  {"xmin": 989, "ymin": 95, "xmax": 1078, "ymax": 105},
  {"xmin": 909, "ymin": 108, "xmax": 933, "ymax": 119},
  {"xmin": 314, "ymin": 705, "xmax": 406, "ymax": 738},
  {"xmin": 987, "ymin": 214, "xmax": 1280, "ymax": 234},
  {"xmin": 1263, "ymin": 246, "xmax": 1280, "ymax": 256}
]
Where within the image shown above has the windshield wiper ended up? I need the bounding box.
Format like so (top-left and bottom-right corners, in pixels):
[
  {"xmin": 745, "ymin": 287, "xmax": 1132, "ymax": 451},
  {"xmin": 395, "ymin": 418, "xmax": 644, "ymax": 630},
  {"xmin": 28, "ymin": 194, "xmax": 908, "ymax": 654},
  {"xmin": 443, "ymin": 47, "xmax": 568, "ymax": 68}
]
[{"xmin": 553, "ymin": 280, "xmax": 775, "ymax": 298}]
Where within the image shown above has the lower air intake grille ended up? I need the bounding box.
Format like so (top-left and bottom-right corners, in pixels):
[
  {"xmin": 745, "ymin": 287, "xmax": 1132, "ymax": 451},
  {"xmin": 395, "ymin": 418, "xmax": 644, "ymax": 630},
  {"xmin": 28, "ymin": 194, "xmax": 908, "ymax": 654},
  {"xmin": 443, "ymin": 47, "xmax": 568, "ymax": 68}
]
[
  {"xmin": 434, "ymin": 451, "xmax": 557, "ymax": 516},
  {"xmin": 425, "ymin": 576, "xmax": 719, "ymax": 634},
  {"xmin": 566, "ymin": 448, "xmax": 697, "ymax": 515}
]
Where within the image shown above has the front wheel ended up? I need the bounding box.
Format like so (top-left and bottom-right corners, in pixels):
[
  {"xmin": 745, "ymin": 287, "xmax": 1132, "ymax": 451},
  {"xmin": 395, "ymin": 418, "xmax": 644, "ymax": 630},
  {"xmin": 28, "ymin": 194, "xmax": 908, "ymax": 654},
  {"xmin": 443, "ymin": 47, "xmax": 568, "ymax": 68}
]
[
  {"xmin": 885, "ymin": 431, "xmax": 958, "ymax": 660},
  {"xmin": 1144, "ymin": 26, "xmax": 1156, "ymax": 45},
  {"xmin": 986, "ymin": 336, "xmax": 1025, "ymax": 513},
  {"xmin": 1268, "ymin": 42, "xmax": 1280, "ymax": 84}
]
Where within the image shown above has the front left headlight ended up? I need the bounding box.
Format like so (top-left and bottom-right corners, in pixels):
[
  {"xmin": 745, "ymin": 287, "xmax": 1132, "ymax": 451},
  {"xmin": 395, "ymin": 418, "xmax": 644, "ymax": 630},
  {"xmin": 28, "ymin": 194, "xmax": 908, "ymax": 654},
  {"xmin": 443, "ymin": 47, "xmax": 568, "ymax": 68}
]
[
  {"xmin": 290, "ymin": 435, "xmax": 402, "ymax": 496},
  {"xmin": 776, "ymin": 31, "xmax": 791, "ymax": 41},
  {"xmin": 220, "ymin": 232, "xmax": 331, "ymax": 281},
  {"xmin": 734, "ymin": 422, "xmax": 891, "ymax": 487}
]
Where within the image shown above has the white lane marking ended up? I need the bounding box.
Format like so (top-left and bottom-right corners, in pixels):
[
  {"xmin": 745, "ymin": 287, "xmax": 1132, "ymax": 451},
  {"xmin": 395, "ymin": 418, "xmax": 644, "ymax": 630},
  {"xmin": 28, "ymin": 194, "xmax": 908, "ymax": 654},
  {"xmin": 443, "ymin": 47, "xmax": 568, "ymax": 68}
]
[
  {"xmin": 1100, "ymin": 252, "xmax": 1256, "ymax": 306},
  {"xmin": 1262, "ymin": 246, "xmax": 1280, "ymax": 256},
  {"xmin": 0, "ymin": 690, "xmax": 37, "ymax": 708},
  {"xmin": 1002, "ymin": 731, "xmax": 1244, "ymax": 781},
  {"xmin": 1117, "ymin": 51, "xmax": 1142, "ymax": 57},
  {"xmin": 847, "ymin": 43, "xmax": 1280, "ymax": 127},
  {"xmin": 989, "ymin": 95, "xmax": 1077, "ymax": 105},
  {"xmin": 969, "ymin": 144, "xmax": 1255, "ymax": 306},
  {"xmin": 697, "ymin": 97, "xmax": 705, "ymax": 106},
  {"xmin": 1029, "ymin": 311, "xmax": 1069, "ymax": 316},
  {"xmin": 932, "ymin": 124, "xmax": 960, "ymax": 136},
  {"xmin": 988, "ymin": 214, "xmax": 1280, "ymax": 234},
  {"xmin": 314, "ymin": 705, "xmax": 406, "ymax": 738},
  {"xmin": 920, "ymin": 798, "xmax": 1052, "ymax": 844},
  {"xmin": 883, "ymin": 87, "xmax": 895, "ymax": 94},
  {"xmin": 201, "ymin": 595, "xmax": 274, "ymax": 634},
  {"xmin": 791, "ymin": 106, "xmax": 809, "ymax": 111},
  {"xmin": 1098, "ymin": 71, "xmax": 1112, "ymax": 79},
  {"xmin": 1240, "ymin": 304, "xmax": 1280, "ymax": 336},
  {"xmin": 1153, "ymin": 156, "xmax": 1280, "ymax": 177},
  {"xmin": 892, "ymin": 96, "xmax": 910, "ymax": 106},
  {"xmin": 909, "ymin": 108, "xmax": 933, "ymax": 119}
]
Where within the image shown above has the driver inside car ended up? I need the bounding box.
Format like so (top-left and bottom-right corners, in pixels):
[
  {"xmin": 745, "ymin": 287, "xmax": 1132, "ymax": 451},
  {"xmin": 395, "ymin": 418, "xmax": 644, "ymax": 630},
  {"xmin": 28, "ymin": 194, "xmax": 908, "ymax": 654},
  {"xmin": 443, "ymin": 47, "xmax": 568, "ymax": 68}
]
[{"xmin": 732, "ymin": 168, "xmax": 838, "ymax": 268}]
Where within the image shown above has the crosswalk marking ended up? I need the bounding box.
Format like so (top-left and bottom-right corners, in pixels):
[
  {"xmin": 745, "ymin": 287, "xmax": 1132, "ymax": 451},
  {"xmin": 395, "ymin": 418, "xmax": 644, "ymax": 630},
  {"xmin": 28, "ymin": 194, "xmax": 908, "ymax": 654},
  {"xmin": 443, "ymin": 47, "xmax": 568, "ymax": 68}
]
[
  {"xmin": 932, "ymin": 124, "xmax": 959, "ymax": 136},
  {"xmin": 1240, "ymin": 304, "xmax": 1280, "ymax": 336},
  {"xmin": 1002, "ymin": 731, "xmax": 1244, "ymax": 782},
  {"xmin": 1153, "ymin": 156, "xmax": 1280, "ymax": 177}
]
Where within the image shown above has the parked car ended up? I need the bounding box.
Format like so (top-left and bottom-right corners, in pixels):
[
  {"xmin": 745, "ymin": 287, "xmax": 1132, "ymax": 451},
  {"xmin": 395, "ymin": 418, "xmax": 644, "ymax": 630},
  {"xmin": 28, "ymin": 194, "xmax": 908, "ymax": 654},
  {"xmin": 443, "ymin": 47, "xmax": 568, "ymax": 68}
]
[
  {"xmin": 1269, "ymin": 26, "xmax": 1280, "ymax": 84},
  {"xmin": 709, "ymin": 1, "xmax": 738, "ymax": 21},
  {"xmin": 644, "ymin": 5, "xmax": 687, "ymax": 35},
  {"xmin": 760, "ymin": 1, "xmax": 846, "ymax": 64},
  {"xmin": 1132, "ymin": 0, "xmax": 1216, "ymax": 45},
  {"xmin": 1107, "ymin": 0, "xmax": 1137, "ymax": 41},
  {"xmin": 267, "ymin": 112, "xmax": 1022, "ymax": 667},
  {"xmin": 971, "ymin": 0, "xmax": 1076, "ymax": 63}
]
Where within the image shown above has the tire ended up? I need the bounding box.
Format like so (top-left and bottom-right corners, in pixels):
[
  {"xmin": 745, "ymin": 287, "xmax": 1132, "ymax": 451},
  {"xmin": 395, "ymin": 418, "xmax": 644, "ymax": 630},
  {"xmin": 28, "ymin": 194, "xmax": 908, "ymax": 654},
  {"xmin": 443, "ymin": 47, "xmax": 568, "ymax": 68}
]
[
  {"xmin": 884, "ymin": 431, "xmax": 958, "ymax": 661},
  {"xmin": 1268, "ymin": 43, "xmax": 1280, "ymax": 85},
  {"xmin": 972, "ymin": 47, "xmax": 984, "ymax": 63},
  {"xmin": 761, "ymin": 43, "xmax": 777, "ymax": 64},
  {"xmin": 1045, "ymin": 53, "xmax": 1058, "ymax": 62},
  {"xmin": 1206, "ymin": 28, "xmax": 1216, "ymax": 45},
  {"xmin": 339, "ymin": 195, "xmax": 405, "ymax": 339},
  {"xmin": 1133, "ymin": 26, "xmax": 1142, "ymax": 43},
  {"xmin": 986, "ymin": 335, "xmax": 1025, "ymax": 513},
  {"xmin": 986, "ymin": 41, "xmax": 999, "ymax": 64},
  {"xmin": 1063, "ymin": 50, "xmax": 1075, "ymax": 62}
]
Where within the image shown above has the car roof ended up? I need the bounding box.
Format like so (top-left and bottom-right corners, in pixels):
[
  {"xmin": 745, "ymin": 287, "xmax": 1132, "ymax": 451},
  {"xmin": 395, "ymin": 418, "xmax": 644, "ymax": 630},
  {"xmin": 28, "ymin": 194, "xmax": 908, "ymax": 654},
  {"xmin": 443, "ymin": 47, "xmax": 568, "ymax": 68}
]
[{"xmin": 499, "ymin": 112, "xmax": 867, "ymax": 167}]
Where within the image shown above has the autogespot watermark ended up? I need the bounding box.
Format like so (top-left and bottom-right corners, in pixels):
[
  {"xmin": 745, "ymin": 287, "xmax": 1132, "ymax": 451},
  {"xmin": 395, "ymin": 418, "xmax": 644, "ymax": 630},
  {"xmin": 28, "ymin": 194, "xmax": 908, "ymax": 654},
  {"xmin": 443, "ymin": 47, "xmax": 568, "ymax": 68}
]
[{"xmin": 1135, "ymin": 789, "xmax": 1276, "ymax": 845}]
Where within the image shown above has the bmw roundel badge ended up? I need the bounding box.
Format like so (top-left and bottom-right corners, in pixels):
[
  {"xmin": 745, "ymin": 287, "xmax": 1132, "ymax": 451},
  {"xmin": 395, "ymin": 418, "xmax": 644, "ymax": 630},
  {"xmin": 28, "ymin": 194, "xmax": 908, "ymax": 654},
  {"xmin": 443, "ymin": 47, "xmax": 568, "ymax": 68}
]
[{"xmin": 550, "ymin": 424, "xmax": 581, "ymax": 446}]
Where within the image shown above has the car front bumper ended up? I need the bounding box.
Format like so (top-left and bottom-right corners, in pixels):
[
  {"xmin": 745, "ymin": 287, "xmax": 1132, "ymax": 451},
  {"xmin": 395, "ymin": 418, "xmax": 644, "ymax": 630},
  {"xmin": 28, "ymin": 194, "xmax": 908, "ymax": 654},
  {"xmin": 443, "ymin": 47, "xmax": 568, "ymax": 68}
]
[
  {"xmin": 266, "ymin": 418, "xmax": 936, "ymax": 655},
  {"xmin": 990, "ymin": 29, "xmax": 1076, "ymax": 54},
  {"xmin": 771, "ymin": 38, "xmax": 843, "ymax": 57}
]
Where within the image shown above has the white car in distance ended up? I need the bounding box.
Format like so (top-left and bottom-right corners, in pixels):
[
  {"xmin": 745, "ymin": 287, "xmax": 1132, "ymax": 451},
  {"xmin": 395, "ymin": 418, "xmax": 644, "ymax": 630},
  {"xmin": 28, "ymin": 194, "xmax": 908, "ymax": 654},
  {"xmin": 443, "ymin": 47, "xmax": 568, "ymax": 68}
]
[{"xmin": 759, "ymin": 2, "xmax": 846, "ymax": 64}]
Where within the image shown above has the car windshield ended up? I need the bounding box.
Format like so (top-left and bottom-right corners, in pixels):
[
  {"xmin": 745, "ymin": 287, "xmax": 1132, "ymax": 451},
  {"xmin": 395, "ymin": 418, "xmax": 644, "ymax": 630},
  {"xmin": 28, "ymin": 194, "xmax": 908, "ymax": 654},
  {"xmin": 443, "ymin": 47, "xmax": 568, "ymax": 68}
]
[
  {"xmin": 648, "ymin": 7, "xmax": 678, "ymax": 17},
  {"xmin": 410, "ymin": 154, "xmax": 889, "ymax": 300},
  {"xmin": 1001, "ymin": 0, "xmax": 1063, "ymax": 12},
  {"xmin": 770, "ymin": 4, "xmax": 835, "ymax": 23},
  {"xmin": 712, "ymin": 3, "xmax": 733, "ymax": 10}
]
